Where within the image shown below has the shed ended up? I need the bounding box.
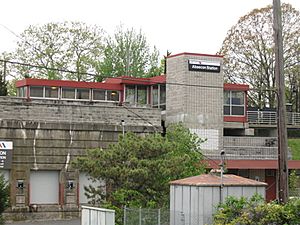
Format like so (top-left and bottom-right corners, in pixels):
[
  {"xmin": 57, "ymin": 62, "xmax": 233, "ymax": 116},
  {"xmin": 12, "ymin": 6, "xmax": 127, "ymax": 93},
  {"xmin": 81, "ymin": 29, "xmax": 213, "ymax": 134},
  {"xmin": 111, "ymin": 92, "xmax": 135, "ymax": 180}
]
[{"xmin": 169, "ymin": 173, "xmax": 267, "ymax": 225}]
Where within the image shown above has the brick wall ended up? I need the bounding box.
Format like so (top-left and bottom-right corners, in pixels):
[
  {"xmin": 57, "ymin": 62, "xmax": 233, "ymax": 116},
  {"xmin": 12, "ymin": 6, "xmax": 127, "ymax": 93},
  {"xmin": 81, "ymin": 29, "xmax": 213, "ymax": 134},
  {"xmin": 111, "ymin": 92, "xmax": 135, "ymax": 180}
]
[{"xmin": 166, "ymin": 54, "xmax": 223, "ymax": 152}]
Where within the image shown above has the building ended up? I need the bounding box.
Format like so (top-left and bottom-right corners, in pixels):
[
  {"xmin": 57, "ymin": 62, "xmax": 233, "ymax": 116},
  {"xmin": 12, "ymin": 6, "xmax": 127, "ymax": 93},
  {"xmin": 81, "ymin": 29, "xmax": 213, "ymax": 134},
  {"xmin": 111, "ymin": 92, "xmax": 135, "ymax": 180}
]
[
  {"xmin": 1, "ymin": 52, "xmax": 300, "ymax": 219},
  {"xmin": 169, "ymin": 173, "xmax": 267, "ymax": 225}
]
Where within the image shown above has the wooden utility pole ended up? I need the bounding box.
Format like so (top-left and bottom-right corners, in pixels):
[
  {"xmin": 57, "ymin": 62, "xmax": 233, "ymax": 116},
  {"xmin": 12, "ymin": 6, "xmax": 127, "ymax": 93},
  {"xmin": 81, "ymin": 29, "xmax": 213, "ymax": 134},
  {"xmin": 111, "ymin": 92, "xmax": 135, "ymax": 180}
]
[{"xmin": 273, "ymin": 0, "xmax": 289, "ymax": 204}]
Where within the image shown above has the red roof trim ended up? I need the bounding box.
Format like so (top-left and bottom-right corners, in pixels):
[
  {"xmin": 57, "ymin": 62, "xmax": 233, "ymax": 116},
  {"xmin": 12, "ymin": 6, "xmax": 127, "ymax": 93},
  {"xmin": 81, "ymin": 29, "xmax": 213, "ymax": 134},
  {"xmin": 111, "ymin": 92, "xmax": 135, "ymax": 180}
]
[
  {"xmin": 167, "ymin": 52, "xmax": 223, "ymax": 59},
  {"xmin": 224, "ymin": 116, "xmax": 247, "ymax": 123},
  {"xmin": 204, "ymin": 159, "xmax": 300, "ymax": 169},
  {"xmin": 224, "ymin": 83, "xmax": 249, "ymax": 91},
  {"xmin": 15, "ymin": 78, "xmax": 123, "ymax": 90}
]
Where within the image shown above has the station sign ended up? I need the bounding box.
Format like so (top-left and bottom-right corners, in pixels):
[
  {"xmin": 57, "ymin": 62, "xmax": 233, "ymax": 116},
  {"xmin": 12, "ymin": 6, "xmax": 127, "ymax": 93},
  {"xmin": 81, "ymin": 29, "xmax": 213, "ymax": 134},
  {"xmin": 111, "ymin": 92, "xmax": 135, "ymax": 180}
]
[
  {"xmin": 188, "ymin": 59, "xmax": 221, "ymax": 73},
  {"xmin": 0, "ymin": 141, "xmax": 13, "ymax": 169}
]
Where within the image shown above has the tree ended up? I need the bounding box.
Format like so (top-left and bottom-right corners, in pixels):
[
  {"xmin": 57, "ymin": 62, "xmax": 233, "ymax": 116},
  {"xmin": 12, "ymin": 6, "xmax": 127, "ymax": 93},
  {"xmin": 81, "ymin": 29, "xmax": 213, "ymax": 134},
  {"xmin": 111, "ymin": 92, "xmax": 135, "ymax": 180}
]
[
  {"xmin": 13, "ymin": 22, "xmax": 105, "ymax": 81},
  {"xmin": 0, "ymin": 74, "xmax": 7, "ymax": 96},
  {"xmin": 0, "ymin": 174, "xmax": 9, "ymax": 225},
  {"xmin": 73, "ymin": 124, "xmax": 204, "ymax": 210},
  {"xmin": 97, "ymin": 25, "xmax": 163, "ymax": 81},
  {"xmin": 219, "ymin": 4, "xmax": 300, "ymax": 110}
]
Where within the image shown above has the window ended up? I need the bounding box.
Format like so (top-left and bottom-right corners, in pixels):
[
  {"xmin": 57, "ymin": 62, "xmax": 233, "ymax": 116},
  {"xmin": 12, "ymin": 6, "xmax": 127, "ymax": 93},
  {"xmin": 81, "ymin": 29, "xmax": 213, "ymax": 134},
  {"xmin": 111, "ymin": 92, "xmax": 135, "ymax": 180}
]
[
  {"xmin": 137, "ymin": 86, "xmax": 147, "ymax": 105},
  {"xmin": 62, "ymin": 87, "xmax": 75, "ymax": 99},
  {"xmin": 17, "ymin": 87, "xmax": 27, "ymax": 97},
  {"xmin": 152, "ymin": 85, "xmax": 159, "ymax": 107},
  {"xmin": 160, "ymin": 85, "xmax": 166, "ymax": 110},
  {"xmin": 224, "ymin": 90, "xmax": 245, "ymax": 116},
  {"xmin": 151, "ymin": 84, "xmax": 166, "ymax": 110},
  {"xmin": 93, "ymin": 89, "xmax": 119, "ymax": 102},
  {"xmin": 76, "ymin": 88, "xmax": 89, "ymax": 100},
  {"xmin": 93, "ymin": 90, "xmax": 106, "ymax": 101},
  {"xmin": 107, "ymin": 90, "xmax": 119, "ymax": 101},
  {"xmin": 45, "ymin": 86, "xmax": 59, "ymax": 98},
  {"xmin": 125, "ymin": 85, "xmax": 149, "ymax": 105},
  {"xmin": 125, "ymin": 85, "xmax": 135, "ymax": 104},
  {"xmin": 30, "ymin": 86, "xmax": 44, "ymax": 98}
]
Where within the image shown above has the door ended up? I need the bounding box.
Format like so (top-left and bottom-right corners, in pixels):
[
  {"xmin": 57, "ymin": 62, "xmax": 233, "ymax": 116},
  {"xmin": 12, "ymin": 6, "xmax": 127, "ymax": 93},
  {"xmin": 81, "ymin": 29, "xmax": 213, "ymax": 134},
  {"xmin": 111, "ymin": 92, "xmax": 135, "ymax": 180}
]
[{"xmin": 265, "ymin": 169, "xmax": 276, "ymax": 202}]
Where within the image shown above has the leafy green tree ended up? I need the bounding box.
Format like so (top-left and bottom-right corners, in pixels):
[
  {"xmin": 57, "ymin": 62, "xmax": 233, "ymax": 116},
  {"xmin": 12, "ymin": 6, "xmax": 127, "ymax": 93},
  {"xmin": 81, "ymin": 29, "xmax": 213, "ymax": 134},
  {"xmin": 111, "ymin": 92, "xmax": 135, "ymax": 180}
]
[
  {"xmin": 0, "ymin": 174, "xmax": 9, "ymax": 225},
  {"xmin": 219, "ymin": 3, "xmax": 300, "ymax": 110},
  {"xmin": 13, "ymin": 22, "xmax": 105, "ymax": 81},
  {"xmin": 73, "ymin": 124, "xmax": 204, "ymax": 211},
  {"xmin": 97, "ymin": 25, "xmax": 162, "ymax": 81}
]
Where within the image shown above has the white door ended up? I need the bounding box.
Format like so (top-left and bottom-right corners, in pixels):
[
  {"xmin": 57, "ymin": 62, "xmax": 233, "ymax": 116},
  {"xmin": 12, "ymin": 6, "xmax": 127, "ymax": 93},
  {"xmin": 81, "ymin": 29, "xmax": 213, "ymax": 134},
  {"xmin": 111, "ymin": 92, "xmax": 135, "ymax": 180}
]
[{"xmin": 30, "ymin": 170, "xmax": 59, "ymax": 204}]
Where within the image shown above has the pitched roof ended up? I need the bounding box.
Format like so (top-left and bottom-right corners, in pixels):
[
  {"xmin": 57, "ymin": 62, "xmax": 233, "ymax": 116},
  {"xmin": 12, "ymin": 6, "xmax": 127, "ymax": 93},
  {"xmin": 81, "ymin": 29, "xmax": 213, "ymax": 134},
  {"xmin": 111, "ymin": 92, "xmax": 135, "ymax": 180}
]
[{"xmin": 170, "ymin": 174, "xmax": 267, "ymax": 187}]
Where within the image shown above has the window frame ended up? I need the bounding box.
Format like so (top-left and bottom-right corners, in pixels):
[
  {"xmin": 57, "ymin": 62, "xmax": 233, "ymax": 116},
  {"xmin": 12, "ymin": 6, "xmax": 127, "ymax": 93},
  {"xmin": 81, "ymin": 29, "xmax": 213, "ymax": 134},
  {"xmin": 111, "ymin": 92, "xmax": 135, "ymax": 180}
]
[{"xmin": 224, "ymin": 90, "xmax": 245, "ymax": 116}]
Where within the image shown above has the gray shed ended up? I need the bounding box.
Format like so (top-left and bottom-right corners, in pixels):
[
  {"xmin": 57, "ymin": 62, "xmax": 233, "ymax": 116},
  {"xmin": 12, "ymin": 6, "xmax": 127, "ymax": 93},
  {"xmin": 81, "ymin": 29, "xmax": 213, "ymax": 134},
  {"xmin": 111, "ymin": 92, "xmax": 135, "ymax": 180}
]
[{"xmin": 170, "ymin": 173, "xmax": 267, "ymax": 225}]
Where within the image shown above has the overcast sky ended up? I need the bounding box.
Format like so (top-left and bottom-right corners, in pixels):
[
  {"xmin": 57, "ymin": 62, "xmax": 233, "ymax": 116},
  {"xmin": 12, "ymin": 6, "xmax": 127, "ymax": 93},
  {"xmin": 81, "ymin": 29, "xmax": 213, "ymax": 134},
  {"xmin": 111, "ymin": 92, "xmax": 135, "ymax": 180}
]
[{"xmin": 0, "ymin": 0, "xmax": 300, "ymax": 56}]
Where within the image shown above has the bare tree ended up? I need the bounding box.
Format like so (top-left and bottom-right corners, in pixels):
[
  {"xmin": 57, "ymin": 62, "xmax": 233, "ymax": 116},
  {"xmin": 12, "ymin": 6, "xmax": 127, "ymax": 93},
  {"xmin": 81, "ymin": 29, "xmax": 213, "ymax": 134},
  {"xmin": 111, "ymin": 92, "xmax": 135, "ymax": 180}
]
[{"xmin": 219, "ymin": 3, "xmax": 300, "ymax": 110}]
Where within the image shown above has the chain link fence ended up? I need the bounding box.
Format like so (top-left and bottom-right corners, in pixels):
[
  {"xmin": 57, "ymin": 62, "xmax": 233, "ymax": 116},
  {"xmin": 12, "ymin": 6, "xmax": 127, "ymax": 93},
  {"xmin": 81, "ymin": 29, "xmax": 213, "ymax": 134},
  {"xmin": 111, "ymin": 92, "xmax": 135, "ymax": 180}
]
[{"xmin": 123, "ymin": 207, "xmax": 211, "ymax": 225}]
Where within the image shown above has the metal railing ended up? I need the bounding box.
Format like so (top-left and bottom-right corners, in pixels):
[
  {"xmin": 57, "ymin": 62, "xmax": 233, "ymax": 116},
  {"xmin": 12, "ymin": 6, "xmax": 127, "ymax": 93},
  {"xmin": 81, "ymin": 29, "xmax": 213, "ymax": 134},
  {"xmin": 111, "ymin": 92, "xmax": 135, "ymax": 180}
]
[{"xmin": 247, "ymin": 111, "xmax": 300, "ymax": 126}]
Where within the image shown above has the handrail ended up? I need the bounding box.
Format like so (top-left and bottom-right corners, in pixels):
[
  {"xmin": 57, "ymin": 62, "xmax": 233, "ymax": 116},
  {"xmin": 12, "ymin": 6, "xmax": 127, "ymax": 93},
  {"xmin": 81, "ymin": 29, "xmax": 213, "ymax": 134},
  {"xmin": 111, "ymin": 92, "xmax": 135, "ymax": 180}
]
[{"xmin": 247, "ymin": 111, "xmax": 300, "ymax": 126}]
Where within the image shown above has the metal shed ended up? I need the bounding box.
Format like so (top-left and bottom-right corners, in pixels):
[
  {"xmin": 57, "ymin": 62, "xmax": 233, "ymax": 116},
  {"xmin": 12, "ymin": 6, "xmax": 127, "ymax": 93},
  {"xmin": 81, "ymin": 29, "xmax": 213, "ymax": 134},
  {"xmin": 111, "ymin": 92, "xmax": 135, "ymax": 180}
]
[{"xmin": 170, "ymin": 173, "xmax": 267, "ymax": 225}]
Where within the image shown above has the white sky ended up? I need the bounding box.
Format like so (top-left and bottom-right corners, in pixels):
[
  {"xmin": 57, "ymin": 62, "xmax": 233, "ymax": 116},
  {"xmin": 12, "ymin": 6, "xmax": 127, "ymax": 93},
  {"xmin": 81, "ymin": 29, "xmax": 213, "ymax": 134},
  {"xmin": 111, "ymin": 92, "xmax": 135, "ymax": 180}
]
[{"xmin": 0, "ymin": 0, "xmax": 299, "ymax": 57}]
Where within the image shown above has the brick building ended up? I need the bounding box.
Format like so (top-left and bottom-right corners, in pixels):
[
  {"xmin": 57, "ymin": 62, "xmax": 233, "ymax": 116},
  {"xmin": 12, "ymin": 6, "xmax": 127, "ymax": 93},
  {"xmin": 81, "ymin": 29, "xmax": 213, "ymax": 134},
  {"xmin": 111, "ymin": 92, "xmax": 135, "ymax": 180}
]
[{"xmin": 1, "ymin": 52, "xmax": 300, "ymax": 219}]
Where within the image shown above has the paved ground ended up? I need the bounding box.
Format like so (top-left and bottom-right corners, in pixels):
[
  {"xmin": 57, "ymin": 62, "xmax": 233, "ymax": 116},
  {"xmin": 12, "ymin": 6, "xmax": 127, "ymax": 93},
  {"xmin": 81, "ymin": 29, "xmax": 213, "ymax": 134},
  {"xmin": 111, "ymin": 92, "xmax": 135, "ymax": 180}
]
[{"xmin": 5, "ymin": 219, "xmax": 80, "ymax": 225}]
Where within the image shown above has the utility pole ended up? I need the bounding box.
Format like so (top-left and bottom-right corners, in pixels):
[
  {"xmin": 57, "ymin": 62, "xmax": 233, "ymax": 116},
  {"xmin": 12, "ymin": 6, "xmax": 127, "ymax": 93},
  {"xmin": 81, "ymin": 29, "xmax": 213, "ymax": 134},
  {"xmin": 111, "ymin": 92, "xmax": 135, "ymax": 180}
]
[{"xmin": 273, "ymin": 0, "xmax": 289, "ymax": 204}]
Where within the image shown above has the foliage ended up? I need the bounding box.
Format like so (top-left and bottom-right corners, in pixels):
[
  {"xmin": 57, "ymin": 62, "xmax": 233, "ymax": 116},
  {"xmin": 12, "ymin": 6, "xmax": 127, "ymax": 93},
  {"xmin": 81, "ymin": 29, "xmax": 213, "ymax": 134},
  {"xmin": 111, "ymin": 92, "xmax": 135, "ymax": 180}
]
[
  {"xmin": 213, "ymin": 194, "xmax": 300, "ymax": 225},
  {"xmin": 13, "ymin": 22, "xmax": 105, "ymax": 81},
  {"xmin": 289, "ymin": 170, "xmax": 300, "ymax": 197},
  {"xmin": 0, "ymin": 73, "xmax": 7, "ymax": 96},
  {"xmin": 219, "ymin": 4, "xmax": 300, "ymax": 110},
  {"xmin": 0, "ymin": 174, "xmax": 9, "ymax": 225},
  {"xmin": 97, "ymin": 25, "xmax": 163, "ymax": 81},
  {"xmin": 288, "ymin": 139, "xmax": 300, "ymax": 160},
  {"xmin": 73, "ymin": 124, "xmax": 205, "ymax": 223}
]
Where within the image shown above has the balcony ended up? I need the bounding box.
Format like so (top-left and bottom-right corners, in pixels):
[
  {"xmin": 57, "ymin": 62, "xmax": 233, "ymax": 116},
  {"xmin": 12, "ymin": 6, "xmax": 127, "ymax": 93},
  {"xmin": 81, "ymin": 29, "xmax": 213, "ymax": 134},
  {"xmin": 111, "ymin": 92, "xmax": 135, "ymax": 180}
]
[
  {"xmin": 247, "ymin": 111, "xmax": 300, "ymax": 128},
  {"xmin": 202, "ymin": 136, "xmax": 292, "ymax": 160}
]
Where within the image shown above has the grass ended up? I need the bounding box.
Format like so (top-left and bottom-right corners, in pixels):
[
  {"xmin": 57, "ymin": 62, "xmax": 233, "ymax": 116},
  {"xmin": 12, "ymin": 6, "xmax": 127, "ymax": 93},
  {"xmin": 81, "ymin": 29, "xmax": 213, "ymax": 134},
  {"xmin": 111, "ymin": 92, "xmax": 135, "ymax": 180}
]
[{"xmin": 288, "ymin": 139, "xmax": 300, "ymax": 160}]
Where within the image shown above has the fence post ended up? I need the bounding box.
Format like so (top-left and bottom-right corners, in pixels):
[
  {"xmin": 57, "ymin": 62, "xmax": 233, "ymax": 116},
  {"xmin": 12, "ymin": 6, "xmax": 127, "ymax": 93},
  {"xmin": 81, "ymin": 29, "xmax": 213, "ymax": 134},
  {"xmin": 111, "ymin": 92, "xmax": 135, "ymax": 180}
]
[
  {"xmin": 139, "ymin": 207, "xmax": 142, "ymax": 225},
  {"xmin": 123, "ymin": 206, "xmax": 127, "ymax": 225},
  {"xmin": 158, "ymin": 208, "xmax": 161, "ymax": 225}
]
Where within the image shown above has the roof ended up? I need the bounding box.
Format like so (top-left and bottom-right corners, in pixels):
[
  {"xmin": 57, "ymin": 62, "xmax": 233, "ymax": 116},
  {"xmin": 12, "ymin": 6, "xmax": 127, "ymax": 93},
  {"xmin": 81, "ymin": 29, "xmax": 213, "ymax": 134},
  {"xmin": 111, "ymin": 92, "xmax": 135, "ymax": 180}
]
[
  {"xmin": 15, "ymin": 78, "xmax": 123, "ymax": 91},
  {"xmin": 204, "ymin": 159, "xmax": 300, "ymax": 169},
  {"xmin": 170, "ymin": 174, "xmax": 267, "ymax": 187},
  {"xmin": 224, "ymin": 83, "xmax": 249, "ymax": 91},
  {"xmin": 167, "ymin": 52, "xmax": 223, "ymax": 59}
]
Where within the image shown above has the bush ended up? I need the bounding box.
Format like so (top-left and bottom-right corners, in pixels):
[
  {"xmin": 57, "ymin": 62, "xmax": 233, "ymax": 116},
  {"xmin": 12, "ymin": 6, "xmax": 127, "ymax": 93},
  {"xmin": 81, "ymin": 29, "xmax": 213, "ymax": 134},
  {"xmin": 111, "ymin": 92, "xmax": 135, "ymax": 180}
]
[{"xmin": 213, "ymin": 194, "xmax": 300, "ymax": 225}]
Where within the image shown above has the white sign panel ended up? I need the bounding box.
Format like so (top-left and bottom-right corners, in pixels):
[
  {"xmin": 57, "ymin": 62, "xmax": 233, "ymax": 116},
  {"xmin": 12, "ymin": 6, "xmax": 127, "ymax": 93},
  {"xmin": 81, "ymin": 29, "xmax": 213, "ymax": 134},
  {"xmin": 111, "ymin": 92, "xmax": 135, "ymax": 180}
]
[{"xmin": 0, "ymin": 141, "xmax": 13, "ymax": 150}]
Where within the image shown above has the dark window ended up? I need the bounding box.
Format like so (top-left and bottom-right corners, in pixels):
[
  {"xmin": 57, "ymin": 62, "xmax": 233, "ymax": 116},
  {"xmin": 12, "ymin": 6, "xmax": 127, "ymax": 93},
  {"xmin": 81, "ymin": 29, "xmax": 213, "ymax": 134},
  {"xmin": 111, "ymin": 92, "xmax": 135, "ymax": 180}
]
[
  {"xmin": 30, "ymin": 86, "xmax": 44, "ymax": 98},
  {"xmin": 107, "ymin": 91, "xmax": 119, "ymax": 101},
  {"xmin": 62, "ymin": 88, "xmax": 75, "ymax": 99},
  {"xmin": 76, "ymin": 88, "xmax": 89, "ymax": 100},
  {"xmin": 45, "ymin": 87, "xmax": 59, "ymax": 98},
  {"xmin": 93, "ymin": 90, "xmax": 106, "ymax": 101}
]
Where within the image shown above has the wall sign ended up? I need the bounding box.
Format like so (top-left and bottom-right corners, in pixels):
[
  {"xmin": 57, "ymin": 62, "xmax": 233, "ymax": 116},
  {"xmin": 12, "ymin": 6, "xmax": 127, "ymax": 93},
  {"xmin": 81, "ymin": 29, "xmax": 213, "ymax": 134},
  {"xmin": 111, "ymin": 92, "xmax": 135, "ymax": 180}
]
[
  {"xmin": 0, "ymin": 141, "xmax": 13, "ymax": 169},
  {"xmin": 188, "ymin": 59, "xmax": 221, "ymax": 73}
]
